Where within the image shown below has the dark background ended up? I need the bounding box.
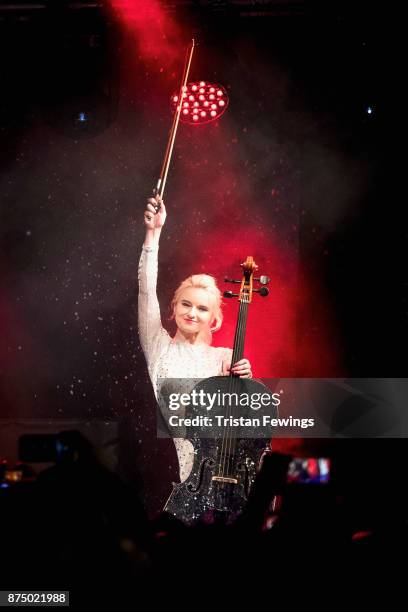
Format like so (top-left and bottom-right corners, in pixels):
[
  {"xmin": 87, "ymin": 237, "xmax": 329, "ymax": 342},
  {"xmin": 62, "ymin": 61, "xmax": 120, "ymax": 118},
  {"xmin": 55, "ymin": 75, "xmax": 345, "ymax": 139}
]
[{"xmin": 0, "ymin": 0, "xmax": 405, "ymax": 514}]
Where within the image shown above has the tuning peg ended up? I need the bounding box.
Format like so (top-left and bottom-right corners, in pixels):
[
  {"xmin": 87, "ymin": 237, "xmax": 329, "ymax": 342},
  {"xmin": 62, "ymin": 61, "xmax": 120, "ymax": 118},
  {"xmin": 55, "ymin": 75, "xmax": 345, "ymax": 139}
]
[
  {"xmin": 223, "ymin": 291, "xmax": 239, "ymax": 298},
  {"xmin": 254, "ymin": 276, "xmax": 270, "ymax": 285},
  {"xmin": 224, "ymin": 278, "xmax": 241, "ymax": 284},
  {"xmin": 253, "ymin": 287, "xmax": 269, "ymax": 297}
]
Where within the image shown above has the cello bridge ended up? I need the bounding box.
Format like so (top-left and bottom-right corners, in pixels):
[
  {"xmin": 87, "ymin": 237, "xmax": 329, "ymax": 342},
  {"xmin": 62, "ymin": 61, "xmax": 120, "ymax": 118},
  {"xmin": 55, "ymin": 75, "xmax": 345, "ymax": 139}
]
[{"xmin": 212, "ymin": 476, "xmax": 238, "ymax": 484}]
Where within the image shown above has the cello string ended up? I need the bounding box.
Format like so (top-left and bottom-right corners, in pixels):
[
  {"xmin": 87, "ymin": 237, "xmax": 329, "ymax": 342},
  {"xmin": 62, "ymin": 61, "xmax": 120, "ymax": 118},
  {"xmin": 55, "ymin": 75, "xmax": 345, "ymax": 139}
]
[
  {"xmin": 218, "ymin": 299, "xmax": 239, "ymax": 479},
  {"xmin": 225, "ymin": 297, "xmax": 248, "ymax": 479},
  {"xmin": 227, "ymin": 298, "xmax": 247, "ymax": 462},
  {"xmin": 219, "ymin": 298, "xmax": 244, "ymax": 480},
  {"xmin": 222, "ymin": 297, "xmax": 247, "ymax": 480}
]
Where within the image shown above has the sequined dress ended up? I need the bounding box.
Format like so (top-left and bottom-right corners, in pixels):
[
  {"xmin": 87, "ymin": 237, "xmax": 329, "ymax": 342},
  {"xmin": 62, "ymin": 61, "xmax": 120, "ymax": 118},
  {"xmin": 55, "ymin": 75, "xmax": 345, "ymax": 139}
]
[{"xmin": 138, "ymin": 244, "xmax": 232, "ymax": 482}]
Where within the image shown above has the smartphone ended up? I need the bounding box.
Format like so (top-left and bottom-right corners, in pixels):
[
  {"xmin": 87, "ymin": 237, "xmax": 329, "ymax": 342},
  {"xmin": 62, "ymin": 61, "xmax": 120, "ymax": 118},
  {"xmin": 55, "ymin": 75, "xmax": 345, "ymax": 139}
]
[{"xmin": 287, "ymin": 457, "xmax": 331, "ymax": 484}]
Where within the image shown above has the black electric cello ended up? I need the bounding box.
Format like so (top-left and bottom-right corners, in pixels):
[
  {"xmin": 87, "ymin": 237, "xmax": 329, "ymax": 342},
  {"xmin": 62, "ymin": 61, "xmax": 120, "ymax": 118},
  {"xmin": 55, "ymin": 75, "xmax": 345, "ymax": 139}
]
[{"xmin": 163, "ymin": 256, "xmax": 278, "ymax": 525}]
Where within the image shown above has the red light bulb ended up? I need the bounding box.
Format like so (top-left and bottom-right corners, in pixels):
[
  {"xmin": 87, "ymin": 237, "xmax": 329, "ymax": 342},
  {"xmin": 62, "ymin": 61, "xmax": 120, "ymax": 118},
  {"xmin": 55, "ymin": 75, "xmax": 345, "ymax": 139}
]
[{"xmin": 171, "ymin": 81, "xmax": 228, "ymax": 125}]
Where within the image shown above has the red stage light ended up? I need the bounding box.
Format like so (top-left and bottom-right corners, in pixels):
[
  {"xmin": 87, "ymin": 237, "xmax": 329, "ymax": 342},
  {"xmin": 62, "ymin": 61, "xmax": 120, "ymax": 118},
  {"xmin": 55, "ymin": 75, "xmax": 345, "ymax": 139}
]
[{"xmin": 171, "ymin": 81, "xmax": 229, "ymax": 125}]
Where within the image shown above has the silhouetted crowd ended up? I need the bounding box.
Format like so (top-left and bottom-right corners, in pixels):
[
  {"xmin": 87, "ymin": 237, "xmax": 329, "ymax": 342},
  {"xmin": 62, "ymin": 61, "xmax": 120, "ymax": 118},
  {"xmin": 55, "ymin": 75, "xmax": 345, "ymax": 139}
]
[{"xmin": 1, "ymin": 432, "xmax": 406, "ymax": 607}]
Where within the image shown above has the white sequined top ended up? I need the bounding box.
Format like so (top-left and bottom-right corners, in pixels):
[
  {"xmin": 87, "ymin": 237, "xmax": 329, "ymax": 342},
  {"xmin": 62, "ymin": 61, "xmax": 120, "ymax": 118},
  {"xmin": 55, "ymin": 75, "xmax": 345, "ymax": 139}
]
[{"xmin": 138, "ymin": 244, "xmax": 233, "ymax": 482}]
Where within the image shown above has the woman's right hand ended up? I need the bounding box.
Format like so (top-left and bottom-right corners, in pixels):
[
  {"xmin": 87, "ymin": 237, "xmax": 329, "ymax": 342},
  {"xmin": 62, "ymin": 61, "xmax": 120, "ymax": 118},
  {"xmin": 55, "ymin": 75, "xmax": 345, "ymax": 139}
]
[{"xmin": 144, "ymin": 195, "xmax": 166, "ymax": 230}]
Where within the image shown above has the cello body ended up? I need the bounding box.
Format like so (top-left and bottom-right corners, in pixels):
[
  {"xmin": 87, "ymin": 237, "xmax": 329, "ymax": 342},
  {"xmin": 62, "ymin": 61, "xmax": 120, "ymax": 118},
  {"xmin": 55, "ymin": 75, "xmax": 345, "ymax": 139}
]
[{"xmin": 163, "ymin": 376, "xmax": 277, "ymax": 524}]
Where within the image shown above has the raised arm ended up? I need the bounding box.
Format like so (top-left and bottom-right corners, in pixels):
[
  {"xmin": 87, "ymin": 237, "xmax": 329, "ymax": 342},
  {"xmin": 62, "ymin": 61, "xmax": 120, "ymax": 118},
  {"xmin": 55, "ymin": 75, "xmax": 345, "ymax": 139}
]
[
  {"xmin": 143, "ymin": 195, "xmax": 166, "ymax": 249},
  {"xmin": 138, "ymin": 196, "xmax": 168, "ymax": 366}
]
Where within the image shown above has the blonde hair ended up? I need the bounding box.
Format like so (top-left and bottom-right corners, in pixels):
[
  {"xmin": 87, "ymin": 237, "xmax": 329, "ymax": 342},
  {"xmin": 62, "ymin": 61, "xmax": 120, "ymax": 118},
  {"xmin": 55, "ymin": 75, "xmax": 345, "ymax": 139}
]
[{"xmin": 170, "ymin": 274, "xmax": 223, "ymax": 342}]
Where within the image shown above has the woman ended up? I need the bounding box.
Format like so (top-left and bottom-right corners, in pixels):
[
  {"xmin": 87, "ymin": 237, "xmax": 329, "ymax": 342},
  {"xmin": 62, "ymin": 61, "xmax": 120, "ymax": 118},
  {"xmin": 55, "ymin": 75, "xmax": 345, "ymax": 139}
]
[{"xmin": 138, "ymin": 195, "xmax": 252, "ymax": 482}]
